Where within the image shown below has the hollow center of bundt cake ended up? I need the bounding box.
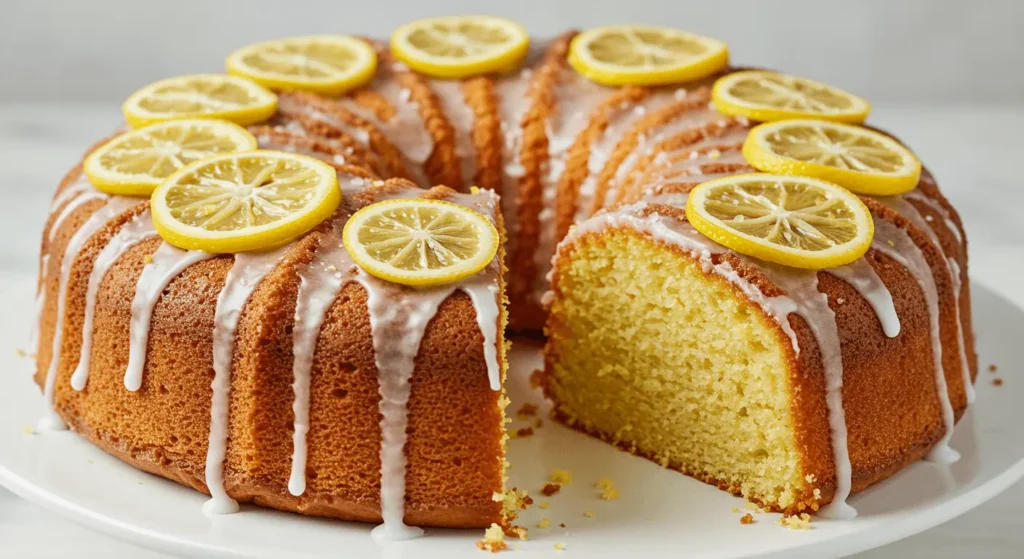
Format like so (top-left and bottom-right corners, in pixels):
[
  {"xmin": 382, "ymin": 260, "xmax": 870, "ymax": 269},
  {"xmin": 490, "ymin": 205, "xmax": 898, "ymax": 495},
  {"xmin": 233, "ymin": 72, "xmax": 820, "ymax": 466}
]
[{"xmin": 546, "ymin": 231, "xmax": 806, "ymax": 509}]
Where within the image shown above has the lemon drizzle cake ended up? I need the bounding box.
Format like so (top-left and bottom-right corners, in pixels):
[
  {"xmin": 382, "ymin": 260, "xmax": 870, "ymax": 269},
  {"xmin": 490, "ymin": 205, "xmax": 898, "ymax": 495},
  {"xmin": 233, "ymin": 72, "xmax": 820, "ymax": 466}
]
[{"xmin": 32, "ymin": 17, "xmax": 974, "ymax": 536}]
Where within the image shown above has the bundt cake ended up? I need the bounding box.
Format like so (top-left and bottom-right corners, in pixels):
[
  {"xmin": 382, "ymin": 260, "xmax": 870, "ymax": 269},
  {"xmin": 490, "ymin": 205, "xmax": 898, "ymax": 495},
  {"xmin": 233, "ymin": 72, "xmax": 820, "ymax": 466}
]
[{"xmin": 31, "ymin": 18, "xmax": 975, "ymax": 540}]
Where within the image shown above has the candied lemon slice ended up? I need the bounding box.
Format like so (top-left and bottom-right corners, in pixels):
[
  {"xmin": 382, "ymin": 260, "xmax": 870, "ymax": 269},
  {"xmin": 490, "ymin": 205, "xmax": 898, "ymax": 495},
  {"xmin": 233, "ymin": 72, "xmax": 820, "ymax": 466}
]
[
  {"xmin": 226, "ymin": 35, "xmax": 377, "ymax": 96},
  {"xmin": 743, "ymin": 120, "xmax": 922, "ymax": 196},
  {"xmin": 123, "ymin": 74, "xmax": 278, "ymax": 128},
  {"xmin": 713, "ymin": 71, "xmax": 870, "ymax": 124},
  {"xmin": 685, "ymin": 173, "xmax": 874, "ymax": 269},
  {"xmin": 390, "ymin": 15, "xmax": 529, "ymax": 79},
  {"xmin": 151, "ymin": 151, "xmax": 339, "ymax": 253},
  {"xmin": 568, "ymin": 25, "xmax": 728, "ymax": 86},
  {"xmin": 343, "ymin": 198, "xmax": 499, "ymax": 286},
  {"xmin": 83, "ymin": 119, "xmax": 257, "ymax": 197}
]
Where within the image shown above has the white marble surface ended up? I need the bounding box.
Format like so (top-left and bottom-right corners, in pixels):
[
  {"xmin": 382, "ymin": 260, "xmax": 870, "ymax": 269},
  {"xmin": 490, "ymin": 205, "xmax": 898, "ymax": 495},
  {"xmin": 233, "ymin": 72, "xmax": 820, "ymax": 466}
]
[{"xmin": 1, "ymin": 103, "xmax": 1022, "ymax": 558}]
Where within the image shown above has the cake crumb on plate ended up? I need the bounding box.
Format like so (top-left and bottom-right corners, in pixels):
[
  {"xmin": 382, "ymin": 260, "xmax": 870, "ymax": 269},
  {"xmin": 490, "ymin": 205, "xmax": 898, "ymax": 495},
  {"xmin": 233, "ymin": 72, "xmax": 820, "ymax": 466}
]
[{"xmin": 476, "ymin": 523, "xmax": 507, "ymax": 553}]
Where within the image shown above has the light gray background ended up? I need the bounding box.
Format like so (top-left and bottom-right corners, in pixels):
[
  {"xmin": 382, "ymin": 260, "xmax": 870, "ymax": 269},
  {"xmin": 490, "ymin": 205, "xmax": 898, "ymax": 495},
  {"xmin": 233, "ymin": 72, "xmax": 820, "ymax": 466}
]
[
  {"xmin": 1, "ymin": 0, "xmax": 1023, "ymax": 103},
  {"xmin": 1, "ymin": 1, "xmax": 1024, "ymax": 557}
]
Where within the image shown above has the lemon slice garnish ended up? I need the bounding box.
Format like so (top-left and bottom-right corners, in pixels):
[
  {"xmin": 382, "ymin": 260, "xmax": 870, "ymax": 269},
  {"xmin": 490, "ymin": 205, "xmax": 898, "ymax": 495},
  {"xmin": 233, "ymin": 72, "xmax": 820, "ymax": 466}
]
[
  {"xmin": 567, "ymin": 25, "xmax": 729, "ymax": 86},
  {"xmin": 390, "ymin": 15, "xmax": 529, "ymax": 79},
  {"xmin": 713, "ymin": 71, "xmax": 870, "ymax": 124},
  {"xmin": 151, "ymin": 151, "xmax": 339, "ymax": 253},
  {"xmin": 342, "ymin": 198, "xmax": 499, "ymax": 286},
  {"xmin": 123, "ymin": 74, "xmax": 278, "ymax": 129},
  {"xmin": 743, "ymin": 120, "xmax": 922, "ymax": 196},
  {"xmin": 226, "ymin": 35, "xmax": 378, "ymax": 96},
  {"xmin": 83, "ymin": 119, "xmax": 258, "ymax": 197},
  {"xmin": 685, "ymin": 173, "xmax": 874, "ymax": 269}
]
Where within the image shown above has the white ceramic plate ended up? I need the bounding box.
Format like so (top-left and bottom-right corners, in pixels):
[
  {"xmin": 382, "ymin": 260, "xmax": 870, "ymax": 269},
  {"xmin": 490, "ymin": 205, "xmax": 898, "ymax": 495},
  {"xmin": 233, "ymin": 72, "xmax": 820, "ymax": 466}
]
[{"xmin": 1, "ymin": 276, "xmax": 1022, "ymax": 559}]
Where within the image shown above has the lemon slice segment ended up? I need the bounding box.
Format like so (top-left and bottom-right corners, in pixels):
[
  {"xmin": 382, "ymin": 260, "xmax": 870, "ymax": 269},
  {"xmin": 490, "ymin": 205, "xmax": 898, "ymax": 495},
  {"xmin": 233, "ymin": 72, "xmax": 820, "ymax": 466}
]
[
  {"xmin": 226, "ymin": 35, "xmax": 378, "ymax": 96},
  {"xmin": 685, "ymin": 173, "xmax": 874, "ymax": 269},
  {"xmin": 568, "ymin": 25, "xmax": 729, "ymax": 86},
  {"xmin": 343, "ymin": 198, "xmax": 499, "ymax": 286},
  {"xmin": 743, "ymin": 120, "xmax": 922, "ymax": 196},
  {"xmin": 713, "ymin": 71, "xmax": 870, "ymax": 124},
  {"xmin": 390, "ymin": 15, "xmax": 529, "ymax": 79},
  {"xmin": 83, "ymin": 119, "xmax": 258, "ymax": 197},
  {"xmin": 151, "ymin": 151, "xmax": 339, "ymax": 253},
  {"xmin": 123, "ymin": 74, "xmax": 278, "ymax": 128}
]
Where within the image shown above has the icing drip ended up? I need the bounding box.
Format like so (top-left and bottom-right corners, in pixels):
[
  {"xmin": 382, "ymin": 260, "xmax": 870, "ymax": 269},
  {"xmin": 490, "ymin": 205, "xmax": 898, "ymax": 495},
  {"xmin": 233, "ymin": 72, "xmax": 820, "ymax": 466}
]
[
  {"xmin": 872, "ymin": 219, "xmax": 960, "ymax": 464},
  {"xmin": 70, "ymin": 211, "xmax": 157, "ymax": 390},
  {"xmin": 279, "ymin": 95, "xmax": 372, "ymax": 147},
  {"xmin": 39, "ymin": 197, "xmax": 138, "ymax": 431},
  {"xmin": 288, "ymin": 230, "xmax": 354, "ymax": 498},
  {"xmin": 575, "ymin": 90, "xmax": 682, "ymax": 220},
  {"xmin": 495, "ymin": 71, "xmax": 532, "ymax": 250},
  {"xmin": 560, "ymin": 202, "xmax": 857, "ymax": 517},
  {"xmin": 881, "ymin": 195, "xmax": 974, "ymax": 404},
  {"xmin": 48, "ymin": 174, "xmax": 97, "ymax": 225},
  {"xmin": 605, "ymin": 108, "xmax": 725, "ymax": 207},
  {"xmin": 361, "ymin": 274, "xmax": 451, "ymax": 542},
  {"xmin": 461, "ymin": 275, "xmax": 502, "ymax": 391},
  {"xmin": 29, "ymin": 255, "xmax": 51, "ymax": 353},
  {"xmin": 125, "ymin": 243, "xmax": 214, "ymax": 391},
  {"xmin": 203, "ymin": 248, "xmax": 289, "ymax": 516},
  {"xmin": 533, "ymin": 73, "xmax": 608, "ymax": 304},
  {"xmin": 256, "ymin": 134, "xmax": 348, "ymax": 168},
  {"xmin": 829, "ymin": 260, "xmax": 901, "ymax": 338},
  {"xmin": 431, "ymin": 80, "xmax": 477, "ymax": 187},
  {"xmin": 48, "ymin": 190, "xmax": 108, "ymax": 243},
  {"xmin": 755, "ymin": 266, "xmax": 856, "ymax": 519}
]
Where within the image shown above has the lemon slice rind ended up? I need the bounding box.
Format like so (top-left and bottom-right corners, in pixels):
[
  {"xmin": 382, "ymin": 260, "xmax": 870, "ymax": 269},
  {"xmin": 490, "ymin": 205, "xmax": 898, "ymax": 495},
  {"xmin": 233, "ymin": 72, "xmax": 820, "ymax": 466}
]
[
  {"xmin": 742, "ymin": 120, "xmax": 922, "ymax": 196},
  {"xmin": 83, "ymin": 119, "xmax": 258, "ymax": 197},
  {"xmin": 123, "ymin": 74, "xmax": 278, "ymax": 129},
  {"xmin": 685, "ymin": 173, "xmax": 874, "ymax": 269},
  {"xmin": 568, "ymin": 25, "xmax": 729, "ymax": 87},
  {"xmin": 151, "ymin": 151, "xmax": 340, "ymax": 253},
  {"xmin": 712, "ymin": 71, "xmax": 871, "ymax": 124},
  {"xmin": 390, "ymin": 15, "xmax": 530, "ymax": 79},
  {"xmin": 343, "ymin": 198, "xmax": 499, "ymax": 286},
  {"xmin": 225, "ymin": 35, "xmax": 378, "ymax": 96}
]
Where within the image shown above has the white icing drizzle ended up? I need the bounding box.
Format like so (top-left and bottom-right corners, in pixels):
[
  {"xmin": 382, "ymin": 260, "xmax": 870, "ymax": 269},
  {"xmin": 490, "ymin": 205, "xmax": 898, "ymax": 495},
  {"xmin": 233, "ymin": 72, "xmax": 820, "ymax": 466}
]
[
  {"xmin": 203, "ymin": 247, "xmax": 289, "ymax": 516},
  {"xmin": 533, "ymin": 72, "xmax": 609, "ymax": 304},
  {"xmin": 828, "ymin": 259, "xmax": 902, "ymax": 338},
  {"xmin": 603, "ymin": 107, "xmax": 726, "ymax": 207},
  {"xmin": 29, "ymin": 255, "xmax": 51, "ymax": 354},
  {"xmin": 754, "ymin": 265, "xmax": 856, "ymax": 519},
  {"xmin": 430, "ymin": 80, "xmax": 477, "ymax": 187},
  {"xmin": 363, "ymin": 273, "xmax": 451, "ymax": 542},
  {"xmin": 872, "ymin": 219, "xmax": 960, "ymax": 464},
  {"xmin": 574, "ymin": 89, "xmax": 683, "ymax": 220},
  {"xmin": 881, "ymin": 195, "xmax": 974, "ymax": 404},
  {"xmin": 339, "ymin": 66, "xmax": 433, "ymax": 176},
  {"xmin": 48, "ymin": 190, "xmax": 108, "ymax": 243},
  {"xmin": 125, "ymin": 243, "xmax": 214, "ymax": 391},
  {"xmin": 70, "ymin": 211, "xmax": 157, "ymax": 391},
  {"xmin": 277, "ymin": 94, "xmax": 372, "ymax": 147},
  {"xmin": 256, "ymin": 133, "xmax": 349, "ymax": 168},
  {"xmin": 287, "ymin": 228, "xmax": 354, "ymax": 498},
  {"xmin": 495, "ymin": 71, "xmax": 532, "ymax": 253},
  {"xmin": 38, "ymin": 196, "xmax": 138, "ymax": 431},
  {"xmin": 559, "ymin": 201, "xmax": 858, "ymax": 517}
]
